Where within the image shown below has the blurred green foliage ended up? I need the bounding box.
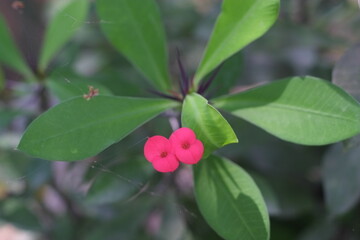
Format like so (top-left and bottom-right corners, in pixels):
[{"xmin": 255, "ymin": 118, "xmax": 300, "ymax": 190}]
[{"xmin": 1, "ymin": 0, "xmax": 360, "ymax": 239}]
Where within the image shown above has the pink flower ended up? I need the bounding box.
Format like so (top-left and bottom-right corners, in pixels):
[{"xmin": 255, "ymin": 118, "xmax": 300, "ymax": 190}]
[
  {"xmin": 169, "ymin": 127, "xmax": 204, "ymax": 164},
  {"xmin": 144, "ymin": 136, "xmax": 179, "ymax": 172}
]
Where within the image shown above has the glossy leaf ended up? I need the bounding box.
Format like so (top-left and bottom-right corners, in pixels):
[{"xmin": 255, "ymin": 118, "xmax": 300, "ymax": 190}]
[
  {"xmin": 333, "ymin": 44, "xmax": 360, "ymax": 101},
  {"xmin": 18, "ymin": 96, "xmax": 178, "ymax": 161},
  {"xmin": 194, "ymin": 0, "xmax": 280, "ymax": 84},
  {"xmin": 47, "ymin": 78, "xmax": 113, "ymax": 101},
  {"xmin": 182, "ymin": 93, "xmax": 238, "ymax": 157},
  {"xmin": 213, "ymin": 76, "xmax": 360, "ymax": 145},
  {"xmin": 96, "ymin": 0, "xmax": 171, "ymax": 91},
  {"xmin": 0, "ymin": 15, "xmax": 33, "ymax": 79},
  {"xmin": 194, "ymin": 155, "xmax": 270, "ymax": 240},
  {"xmin": 323, "ymin": 139, "xmax": 360, "ymax": 216},
  {"xmin": 39, "ymin": 0, "xmax": 89, "ymax": 70}
]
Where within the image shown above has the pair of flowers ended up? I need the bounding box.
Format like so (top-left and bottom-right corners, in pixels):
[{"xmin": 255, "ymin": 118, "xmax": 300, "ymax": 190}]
[{"xmin": 144, "ymin": 127, "xmax": 204, "ymax": 172}]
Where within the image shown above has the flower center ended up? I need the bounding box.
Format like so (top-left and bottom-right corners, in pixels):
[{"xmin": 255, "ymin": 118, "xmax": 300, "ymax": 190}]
[
  {"xmin": 160, "ymin": 152, "xmax": 168, "ymax": 158},
  {"xmin": 182, "ymin": 142, "xmax": 190, "ymax": 150}
]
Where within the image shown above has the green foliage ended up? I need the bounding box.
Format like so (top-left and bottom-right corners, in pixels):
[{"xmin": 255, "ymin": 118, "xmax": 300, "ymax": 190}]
[
  {"xmin": 323, "ymin": 138, "xmax": 360, "ymax": 216},
  {"xmin": 1, "ymin": 0, "xmax": 360, "ymax": 239},
  {"xmin": 194, "ymin": 155, "xmax": 270, "ymax": 240},
  {"xmin": 1, "ymin": 199, "xmax": 41, "ymax": 231},
  {"xmin": 0, "ymin": 14, "xmax": 33, "ymax": 80},
  {"xmin": 39, "ymin": 0, "xmax": 89, "ymax": 71},
  {"xmin": 47, "ymin": 77, "xmax": 112, "ymax": 101},
  {"xmin": 194, "ymin": 0, "xmax": 280, "ymax": 84},
  {"xmin": 96, "ymin": 0, "xmax": 171, "ymax": 91},
  {"xmin": 182, "ymin": 93, "xmax": 238, "ymax": 157},
  {"xmin": 18, "ymin": 96, "xmax": 178, "ymax": 160},
  {"xmin": 213, "ymin": 76, "xmax": 360, "ymax": 145}
]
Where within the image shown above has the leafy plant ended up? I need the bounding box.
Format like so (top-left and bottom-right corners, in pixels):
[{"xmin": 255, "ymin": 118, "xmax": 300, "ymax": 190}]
[{"xmin": 1, "ymin": 0, "xmax": 360, "ymax": 239}]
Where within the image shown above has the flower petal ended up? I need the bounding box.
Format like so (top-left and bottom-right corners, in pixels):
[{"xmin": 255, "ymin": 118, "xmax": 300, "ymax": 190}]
[
  {"xmin": 169, "ymin": 127, "xmax": 197, "ymax": 145},
  {"xmin": 174, "ymin": 140, "xmax": 204, "ymax": 164},
  {"xmin": 144, "ymin": 136, "xmax": 172, "ymax": 162},
  {"xmin": 152, "ymin": 154, "xmax": 179, "ymax": 172}
]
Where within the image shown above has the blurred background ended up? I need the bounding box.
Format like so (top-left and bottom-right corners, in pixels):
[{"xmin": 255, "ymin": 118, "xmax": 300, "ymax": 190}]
[{"xmin": 1, "ymin": 0, "xmax": 360, "ymax": 239}]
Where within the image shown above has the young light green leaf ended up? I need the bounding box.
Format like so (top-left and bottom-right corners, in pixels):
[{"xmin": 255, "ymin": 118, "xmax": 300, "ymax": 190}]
[
  {"xmin": 39, "ymin": 0, "xmax": 89, "ymax": 71},
  {"xmin": 194, "ymin": 0, "xmax": 280, "ymax": 85},
  {"xmin": 0, "ymin": 15, "xmax": 33, "ymax": 79},
  {"xmin": 182, "ymin": 93, "xmax": 238, "ymax": 157},
  {"xmin": 18, "ymin": 96, "xmax": 178, "ymax": 161},
  {"xmin": 96, "ymin": 0, "xmax": 171, "ymax": 91},
  {"xmin": 323, "ymin": 139, "xmax": 360, "ymax": 216},
  {"xmin": 194, "ymin": 155, "xmax": 270, "ymax": 240},
  {"xmin": 213, "ymin": 76, "xmax": 360, "ymax": 145}
]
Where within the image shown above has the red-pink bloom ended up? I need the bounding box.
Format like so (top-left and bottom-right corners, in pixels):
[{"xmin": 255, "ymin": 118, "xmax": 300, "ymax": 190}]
[
  {"xmin": 169, "ymin": 127, "xmax": 204, "ymax": 164},
  {"xmin": 144, "ymin": 136, "xmax": 179, "ymax": 172}
]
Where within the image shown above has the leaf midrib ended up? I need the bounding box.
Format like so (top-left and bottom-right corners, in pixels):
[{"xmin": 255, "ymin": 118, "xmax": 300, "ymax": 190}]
[
  {"xmin": 230, "ymin": 101, "xmax": 360, "ymax": 124},
  {"xmin": 212, "ymin": 161, "xmax": 259, "ymax": 240},
  {"xmin": 122, "ymin": 1, "xmax": 166, "ymax": 89}
]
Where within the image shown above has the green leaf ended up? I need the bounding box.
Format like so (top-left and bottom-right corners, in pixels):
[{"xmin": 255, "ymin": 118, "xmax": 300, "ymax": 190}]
[
  {"xmin": 0, "ymin": 14, "xmax": 33, "ymax": 79},
  {"xmin": 47, "ymin": 77, "xmax": 113, "ymax": 101},
  {"xmin": 96, "ymin": 0, "xmax": 171, "ymax": 91},
  {"xmin": 194, "ymin": 155, "xmax": 270, "ymax": 240},
  {"xmin": 323, "ymin": 138, "xmax": 360, "ymax": 216},
  {"xmin": 182, "ymin": 93, "xmax": 238, "ymax": 157},
  {"xmin": 194, "ymin": 0, "xmax": 280, "ymax": 85},
  {"xmin": 39, "ymin": 0, "xmax": 89, "ymax": 70},
  {"xmin": 213, "ymin": 76, "xmax": 360, "ymax": 145},
  {"xmin": 18, "ymin": 96, "xmax": 178, "ymax": 161}
]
